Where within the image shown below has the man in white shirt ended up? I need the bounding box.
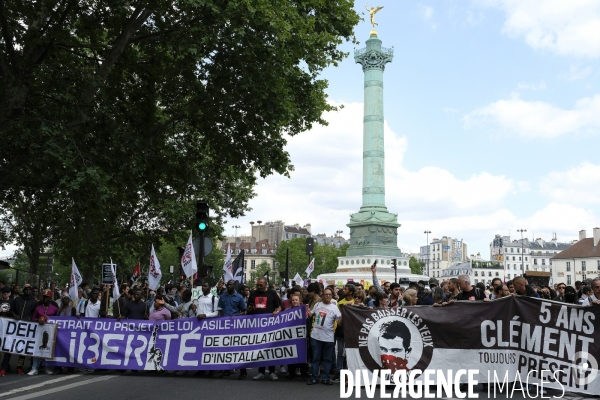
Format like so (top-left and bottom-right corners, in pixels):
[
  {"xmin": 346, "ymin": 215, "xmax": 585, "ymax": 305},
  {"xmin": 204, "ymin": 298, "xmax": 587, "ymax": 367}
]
[
  {"xmin": 307, "ymin": 287, "xmax": 341, "ymax": 386},
  {"xmin": 83, "ymin": 287, "xmax": 101, "ymax": 318},
  {"xmin": 582, "ymin": 278, "xmax": 600, "ymax": 306},
  {"xmin": 196, "ymin": 280, "xmax": 219, "ymax": 319}
]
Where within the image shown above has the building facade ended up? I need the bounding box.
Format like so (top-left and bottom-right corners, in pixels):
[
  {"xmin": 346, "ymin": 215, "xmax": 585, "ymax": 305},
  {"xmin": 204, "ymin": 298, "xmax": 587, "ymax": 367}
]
[
  {"xmin": 220, "ymin": 238, "xmax": 276, "ymax": 283},
  {"xmin": 490, "ymin": 234, "xmax": 573, "ymax": 282},
  {"xmin": 552, "ymin": 228, "xmax": 600, "ymax": 286},
  {"xmin": 429, "ymin": 237, "xmax": 468, "ymax": 278}
]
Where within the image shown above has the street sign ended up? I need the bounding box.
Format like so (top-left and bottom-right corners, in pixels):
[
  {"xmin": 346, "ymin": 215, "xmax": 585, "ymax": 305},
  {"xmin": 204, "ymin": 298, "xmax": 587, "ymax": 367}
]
[
  {"xmin": 101, "ymin": 263, "xmax": 114, "ymax": 285},
  {"xmin": 193, "ymin": 237, "xmax": 214, "ymax": 257}
]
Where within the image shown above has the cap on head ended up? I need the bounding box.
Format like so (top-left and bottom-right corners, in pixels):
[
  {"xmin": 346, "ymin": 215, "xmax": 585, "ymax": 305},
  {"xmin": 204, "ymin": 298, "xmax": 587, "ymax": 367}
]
[
  {"xmin": 43, "ymin": 290, "xmax": 53, "ymax": 297},
  {"xmin": 1, "ymin": 287, "xmax": 10, "ymax": 294}
]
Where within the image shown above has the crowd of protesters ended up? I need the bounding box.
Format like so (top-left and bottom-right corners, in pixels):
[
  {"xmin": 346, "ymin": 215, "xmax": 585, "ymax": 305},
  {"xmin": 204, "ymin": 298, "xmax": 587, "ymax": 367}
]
[{"xmin": 0, "ymin": 265, "xmax": 598, "ymax": 385}]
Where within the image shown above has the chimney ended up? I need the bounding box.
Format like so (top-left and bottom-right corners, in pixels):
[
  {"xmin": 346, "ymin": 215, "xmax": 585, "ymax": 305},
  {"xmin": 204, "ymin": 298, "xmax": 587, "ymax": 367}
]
[
  {"xmin": 594, "ymin": 227, "xmax": 600, "ymax": 247},
  {"xmin": 251, "ymin": 236, "xmax": 256, "ymax": 248},
  {"xmin": 579, "ymin": 230, "xmax": 587, "ymax": 240},
  {"xmin": 236, "ymin": 236, "xmax": 241, "ymax": 247},
  {"xmin": 304, "ymin": 223, "xmax": 312, "ymax": 234}
]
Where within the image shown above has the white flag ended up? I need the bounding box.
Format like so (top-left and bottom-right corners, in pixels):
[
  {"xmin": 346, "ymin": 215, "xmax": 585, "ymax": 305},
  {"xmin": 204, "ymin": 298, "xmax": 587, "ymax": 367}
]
[
  {"xmin": 222, "ymin": 244, "xmax": 233, "ymax": 282},
  {"xmin": 148, "ymin": 244, "xmax": 162, "ymax": 290},
  {"xmin": 111, "ymin": 258, "xmax": 120, "ymax": 300},
  {"xmin": 69, "ymin": 258, "xmax": 83, "ymax": 301},
  {"xmin": 294, "ymin": 272, "xmax": 303, "ymax": 287},
  {"xmin": 181, "ymin": 231, "xmax": 197, "ymax": 278},
  {"xmin": 305, "ymin": 258, "xmax": 315, "ymax": 276}
]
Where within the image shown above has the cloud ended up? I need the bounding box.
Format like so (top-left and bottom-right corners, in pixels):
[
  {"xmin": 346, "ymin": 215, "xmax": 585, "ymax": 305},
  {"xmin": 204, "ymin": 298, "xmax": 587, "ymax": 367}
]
[
  {"xmin": 562, "ymin": 64, "xmax": 593, "ymax": 81},
  {"xmin": 480, "ymin": 0, "xmax": 600, "ymax": 58},
  {"xmin": 515, "ymin": 81, "xmax": 547, "ymax": 91},
  {"xmin": 418, "ymin": 4, "xmax": 434, "ymax": 20},
  {"xmin": 464, "ymin": 94, "xmax": 600, "ymax": 138},
  {"xmin": 228, "ymin": 102, "xmax": 518, "ymax": 256},
  {"xmin": 540, "ymin": 162, "xmax": 600, "ymax": 205},
  {"xmin": 518, "ymin": 203, "xmax": 599, "ymax": 236}
]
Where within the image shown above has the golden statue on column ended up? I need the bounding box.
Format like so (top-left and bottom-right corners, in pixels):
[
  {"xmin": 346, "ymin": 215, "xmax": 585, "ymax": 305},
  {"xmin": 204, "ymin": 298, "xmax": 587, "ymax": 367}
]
[{"xmin": 365, "ymin": 4, "xmax": 384, "ymax": 34}]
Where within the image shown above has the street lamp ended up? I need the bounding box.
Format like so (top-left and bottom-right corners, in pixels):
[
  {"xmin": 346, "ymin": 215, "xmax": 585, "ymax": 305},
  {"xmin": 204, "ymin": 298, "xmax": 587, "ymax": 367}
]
[
  {"xmin": 335, "ymin": 230, "xmax": 343, "ymax": 248},
  {"xmin": 518, "ymin": 228, "xmax": 527, "ymax": 275},
  {"xmin": 424, "ymin": 230, "xmax": 431, "ymax": 276}
]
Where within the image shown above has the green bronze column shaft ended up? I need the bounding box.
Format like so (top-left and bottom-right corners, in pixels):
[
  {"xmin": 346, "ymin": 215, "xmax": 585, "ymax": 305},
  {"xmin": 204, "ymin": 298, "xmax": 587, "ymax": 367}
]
[
  {"xmin": 346, "ymin": 31, "xmax": 400, "ymax": 258},
  {"xmin": 354, "ymin": 33, "xmax": 393, "ymax": 212}
]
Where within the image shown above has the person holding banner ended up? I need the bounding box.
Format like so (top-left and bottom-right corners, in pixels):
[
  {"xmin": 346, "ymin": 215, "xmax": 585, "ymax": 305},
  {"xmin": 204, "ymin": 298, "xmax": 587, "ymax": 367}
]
[
  {"xmin": 0, "ymin": 287, "xmax": 15, "ymax": 376},
  {"xmin": 28, "ymin": 291, "xmax": 59, "ymax": 375},
  {"xmin": 11, "ymin": 285, "xmax": 38, "ymax": 375},
  {"xmin": 307, "ymin": 287, "xmax": 341, "ymax": 386},
  {"xmin": 248, "ymin": 277, "xmax": 281, "ymax": 381}
]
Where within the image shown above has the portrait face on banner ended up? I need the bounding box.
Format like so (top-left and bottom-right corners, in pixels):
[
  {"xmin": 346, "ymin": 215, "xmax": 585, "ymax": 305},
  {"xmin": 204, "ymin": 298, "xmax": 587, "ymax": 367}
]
[{"xmin": 367, "ymin": 316, "xmax": 423, "ymax": 372}]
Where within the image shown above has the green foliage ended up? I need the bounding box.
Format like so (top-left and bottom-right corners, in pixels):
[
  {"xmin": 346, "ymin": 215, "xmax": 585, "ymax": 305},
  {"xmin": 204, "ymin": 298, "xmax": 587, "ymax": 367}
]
[
  {"xmin": 274, "ymin": 238, "xmax": 348, "ymax": 279},
  {"xmin": 409, "ymin": 256, "xmax": 425, "ymax": 275},
  {"xmin": 0, "ymin": 1, "xmax": 359, "ymax": 279}
]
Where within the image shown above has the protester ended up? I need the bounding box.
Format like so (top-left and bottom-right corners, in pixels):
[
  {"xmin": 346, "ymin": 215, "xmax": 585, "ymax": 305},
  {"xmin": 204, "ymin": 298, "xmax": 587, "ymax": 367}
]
[
  {"xmin": 388, "ymin": 283, "xmax": 402, "ymax": 307},
  {"xmin": 122, "ymin": 288, "xmax": 148, "ymax": 320},
  {"xmin": 402, "ymin": 289, "xmax": 418, "ymax": 306},
  {"xmin": 0, "ymin": 287, "xmax": 14, "ymax": 376},
  {"xmin": 149, "ymin": 295, "xmax": 171, "ymax": 321},
  {"xmin": 196, "ymin": 280, "xmax": 219, "ymax": 320},
  {"xmin": 286, "ymin": 293, "xmax": 309, "ymax": 381},
  {"xmin": 333, "ymin": 283, "xmax": 355, "ymax": 382},
  {"xmin": 307, "ymin": 287, "xmax": 341, "ymax": 386},
  {"xmin": 512, "ymin": 276, "xmax": 540, "ymax": 298},
  {"xmin": 81, "ymin": 287, "xmax": 102, "ymax": 317},
  {"xmin": 247, "ymin": 277, "xmax": 281, "ymax": 380},
  {"xmin": 177, "ymin": 289, "xmax": 197, "ymax": 318},
  {"xmin": 217, "ymin": 280, "xmax": 246, "ymax": 378},
  {"xmin": 578, "ymin": 286, "xmax": 593, "ymax": 305},
  {"xmin": 28, "ymin": 291, "xmax": 59, "ymax": 375},
  {"xmin": 553, "ymin": 283, "xmax": 567, "ymax": 302},
  {"xmin": 11, "ymin": 284, "xmax": 38, "ymax": 375},
  {"xmin": 57, "ymin": 293, "xmax": 77, "ymax": 316},
  {"xmin": 374, "ymin": 292, "xmax": 389, "ymax": 308},
  {"xmin": 582, "ymin": 278, "xmax": 600, "ymax": 306},
  {"xmin": 456, "ymin": 275, "xmax": 488, "ymax": 301}
]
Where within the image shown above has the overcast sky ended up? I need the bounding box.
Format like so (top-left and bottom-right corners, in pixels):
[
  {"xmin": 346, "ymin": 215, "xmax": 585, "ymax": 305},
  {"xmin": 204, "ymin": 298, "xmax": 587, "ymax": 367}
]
[
  {"xmin": 3, "ymin": 0, "xmax": 600, "ymax": 261},
  {"xmin": 226, "ymin": 0, "xmax": 600, "ymax": 258}
]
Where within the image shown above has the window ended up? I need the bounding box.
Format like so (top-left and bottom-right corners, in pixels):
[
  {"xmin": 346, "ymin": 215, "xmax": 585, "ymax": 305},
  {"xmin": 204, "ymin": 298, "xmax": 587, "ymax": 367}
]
[
  {"xmin": 598, "ymin": 260, "xmax": 600, "ymax": 268},
  {"xmin": 496, "ymin": 272, "xmax": 499, "ymax": 276},
  {"xmin": 512, "ymin": 256, "xmax": 515, "ymax": 261},
  {"xmin": 582, "ymin": 261, "xmax": 586, "ymax": 271},
  {"xmin": 488, "ymin": 272, "xmax": 492, "ymax": 277},
  {"xmin": 566, "ymin": 262, "xmax": 571, "ymax": 272},
  {"xmin": 262, "ymin": 249, "xmax": 267, "ymax": 255},
  {"xmin": 525, "ymin": 257, "xmax": 528, "ymax": 261},
  {"xmin": 534, "ymin": 259, "xmax": 537, "ymax": 265},
  {"xmin": 251, "ymin": 249, "xmax": 257, "ymax": 254},
  {"xmin": 517, "ymin": 248, "xmax": 520, "ymax": 253},
  {"xmin": 474, "ymin": 271, "xmax": 478, "ymax": 276},
  {"xmin": 542, "ymin": 259, "xmax": 545, "ymax": 265},
  {"xmin": 475, "ymin": 279, "xmax": 478, "ymax": 284},
  {"xmin": 244, "ymin": 260, "xmax": 248, "ymax": 269},
  {"xmin": 511, "ymin": 248, "xmax": 514, "ymax": 253},
  {"xmin": 519, "ymin": 257, "xmax": 521, "ymax": 261},
  {"xmin": 262, "ymin": 243, "xmax": 265, "ymax": 248},
  {"xmin": 567, "ymin": 275, "xmax": 572, "ymax": 285},
  {"xmin": 251, "ymin": 260, "xmax": 256, "ymax": 270}
]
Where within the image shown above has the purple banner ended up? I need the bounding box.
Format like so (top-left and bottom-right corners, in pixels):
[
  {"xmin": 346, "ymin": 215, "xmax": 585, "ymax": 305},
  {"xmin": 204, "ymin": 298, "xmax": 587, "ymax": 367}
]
[{"xmin": 47, "ymin": 307, "xmax": 307, "ymax": 371}]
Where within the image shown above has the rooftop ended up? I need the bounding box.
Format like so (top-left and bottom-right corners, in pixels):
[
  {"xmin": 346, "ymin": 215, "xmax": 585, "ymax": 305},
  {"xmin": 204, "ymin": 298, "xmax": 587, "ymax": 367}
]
[{"xmin": 552, "ymin": 238, "xmax": 600, "ymax": 259}]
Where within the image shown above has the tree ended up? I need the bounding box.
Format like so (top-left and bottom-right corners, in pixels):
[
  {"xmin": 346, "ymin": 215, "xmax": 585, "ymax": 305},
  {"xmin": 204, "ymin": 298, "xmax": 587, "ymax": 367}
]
[
  {"xmin": 409, "ymin": 256, "xmax": 425, "ymax": 275},
  {"xmin": 0, "ymin": 1, "xmax": 359, "ymax": 279},
  {"xmin": 274, "ymin": 238, "xmax": 348, "ymax": 280}
]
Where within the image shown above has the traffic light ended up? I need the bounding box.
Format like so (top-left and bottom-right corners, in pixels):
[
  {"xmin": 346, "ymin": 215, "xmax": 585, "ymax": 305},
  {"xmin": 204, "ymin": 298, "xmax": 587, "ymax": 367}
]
[
  {"xmin": 391, "ymin": 258, "xmax": 397, "ymax": 269},
  {"xmin": 195, "ymin": 200, "xmax": 209, "ymax": 232}
]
